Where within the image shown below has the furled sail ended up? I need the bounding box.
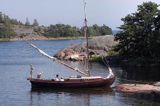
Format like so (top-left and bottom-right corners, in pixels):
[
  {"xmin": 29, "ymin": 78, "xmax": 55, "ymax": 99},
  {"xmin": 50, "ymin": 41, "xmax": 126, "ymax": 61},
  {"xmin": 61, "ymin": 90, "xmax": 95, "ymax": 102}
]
[{"xmin": 30, "ymin": 43, "xmax": 56, "ymax": 60}]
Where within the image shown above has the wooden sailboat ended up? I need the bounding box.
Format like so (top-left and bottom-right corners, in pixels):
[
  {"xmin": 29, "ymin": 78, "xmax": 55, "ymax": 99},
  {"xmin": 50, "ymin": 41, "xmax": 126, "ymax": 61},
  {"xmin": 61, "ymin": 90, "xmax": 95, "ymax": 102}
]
[
  {"xmin": 27, "ymin": 0, "xmax": 115, "ymax": 88},
  {"xmin": 28, "ymin": 65, "xmax": 115, "ymax": 88}
]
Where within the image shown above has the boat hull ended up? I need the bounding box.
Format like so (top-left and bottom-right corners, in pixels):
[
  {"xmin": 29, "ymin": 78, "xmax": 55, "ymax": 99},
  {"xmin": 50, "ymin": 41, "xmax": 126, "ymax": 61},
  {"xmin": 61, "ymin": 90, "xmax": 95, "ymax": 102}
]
[{"xmin": 28, "ymin": 77, "xmax": 115, "ymax": 88}]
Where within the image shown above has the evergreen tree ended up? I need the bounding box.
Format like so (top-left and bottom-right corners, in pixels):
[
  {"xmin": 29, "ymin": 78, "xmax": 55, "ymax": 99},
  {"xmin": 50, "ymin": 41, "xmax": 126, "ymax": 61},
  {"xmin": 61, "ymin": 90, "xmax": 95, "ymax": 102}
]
[
  {"xmin": 100, "ymin": 24, "xmax": 112, "ymax": 35},
  {"xmin": 0, "ymin": 12, "xmax": 3, "ymax": 23},
  {"xmin": 115, "ymin": 2, "xmax": 159, "ymax": 58},
  {"xmin": 25, "ymin": 18, "xmax": 30, "ymax": 26},
  {"xmin": 33, "ymin": 19, "xmax": 39, "ymax": 26}
]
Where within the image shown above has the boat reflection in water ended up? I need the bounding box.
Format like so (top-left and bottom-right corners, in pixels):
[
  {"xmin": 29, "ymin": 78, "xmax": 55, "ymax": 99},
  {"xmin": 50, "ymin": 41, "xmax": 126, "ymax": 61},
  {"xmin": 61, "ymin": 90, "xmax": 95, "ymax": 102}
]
[
  {"xmin": 30, "ymin": 87, "xmax": 115, "ymax": 106},
  {"xmin": 31, "ymin": 86, "xmax": 113, "ymax": 94}
]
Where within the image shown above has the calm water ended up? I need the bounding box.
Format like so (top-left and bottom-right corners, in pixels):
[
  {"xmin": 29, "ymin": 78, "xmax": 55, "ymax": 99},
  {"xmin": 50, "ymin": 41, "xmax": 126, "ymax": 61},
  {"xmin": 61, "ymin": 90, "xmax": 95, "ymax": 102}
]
[{"xmin": 0, "ymin": 40, "xmax": 160, "ymax": 106}]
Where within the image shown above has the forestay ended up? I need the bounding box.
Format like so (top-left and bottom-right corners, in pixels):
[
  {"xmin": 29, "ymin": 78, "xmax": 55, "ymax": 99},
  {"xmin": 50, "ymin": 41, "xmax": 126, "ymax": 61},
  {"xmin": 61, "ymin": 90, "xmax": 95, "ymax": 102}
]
[{"xmin": 28, "ymin": 42, "xmax": 88, "ymax": 76}]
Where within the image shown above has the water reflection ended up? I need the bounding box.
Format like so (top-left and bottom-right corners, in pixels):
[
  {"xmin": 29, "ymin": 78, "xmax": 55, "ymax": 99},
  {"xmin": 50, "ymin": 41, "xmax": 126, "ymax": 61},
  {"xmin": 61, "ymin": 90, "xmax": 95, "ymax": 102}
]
[
  {"xmin": 30, "ymin": 87, "xmax": 114, "ymax": 106},
  {"xmin": 1, "ymin": 41, "xmax": 160, "ymax": 106},
  {"xmin": 31, "ymin": 87, "xmax": 113, "ymax": 94},
  {"xmin": 122, "ymin": 66, "xmax": 160, "ymax": 81}
]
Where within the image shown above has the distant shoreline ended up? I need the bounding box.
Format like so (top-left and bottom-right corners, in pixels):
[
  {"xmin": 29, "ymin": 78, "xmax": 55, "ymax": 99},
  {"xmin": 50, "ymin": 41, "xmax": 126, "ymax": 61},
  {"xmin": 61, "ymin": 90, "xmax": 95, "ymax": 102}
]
[
  {"xmin": 0, "ymin": 36, "xmax": 102, "ymax": 41},
  {"xmin": 0, "ymin": 38, "xmax": 10, "ymax": 41},
  {"xmin": 47, "ymin": 37, "xmax": 84, "ymax": 40},
  {"xmin": 0, "ymin": 37, "xmax": 80, "ymax": 41}
]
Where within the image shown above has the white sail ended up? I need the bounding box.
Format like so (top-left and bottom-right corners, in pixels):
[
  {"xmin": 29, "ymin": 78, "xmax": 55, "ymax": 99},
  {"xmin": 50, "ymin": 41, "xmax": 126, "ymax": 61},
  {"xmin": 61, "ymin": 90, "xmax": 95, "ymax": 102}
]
[{"xmin": 30, "ymin": 43, "xmax": 56, "ymax": 60}]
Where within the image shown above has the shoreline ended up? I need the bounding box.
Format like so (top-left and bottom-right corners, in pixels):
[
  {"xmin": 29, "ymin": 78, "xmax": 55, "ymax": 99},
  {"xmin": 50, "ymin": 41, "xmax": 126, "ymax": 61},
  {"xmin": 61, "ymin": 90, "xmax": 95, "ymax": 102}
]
[
  {"xmin": 47, "ymin": 37, "xmax": 84, "ymax": 40},
  {"xmin": 0, "ymin": 36, "xmax": 96, "ymax": 41},
  {"xmin": 0, "ymin": 38, "xmax": 10, "ymax": 41}
]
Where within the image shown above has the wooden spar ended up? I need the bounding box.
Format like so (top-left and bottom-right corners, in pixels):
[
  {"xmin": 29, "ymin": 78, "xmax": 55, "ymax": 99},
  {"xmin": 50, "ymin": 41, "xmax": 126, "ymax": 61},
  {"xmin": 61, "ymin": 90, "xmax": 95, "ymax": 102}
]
[
  {"xmin": 83, "ymin": 0, "xmax": 90, "ymax": 76},
  {"xmin": 29, "ymin": 42, "xmax": 88, "ymax": 76},
  {"xmin": 30, "ymin": 43, "xmax": 56, "ymax": 60},
  {"xmin": 56, "ymin": 60, "xmax": 88, "ymax": 76}
]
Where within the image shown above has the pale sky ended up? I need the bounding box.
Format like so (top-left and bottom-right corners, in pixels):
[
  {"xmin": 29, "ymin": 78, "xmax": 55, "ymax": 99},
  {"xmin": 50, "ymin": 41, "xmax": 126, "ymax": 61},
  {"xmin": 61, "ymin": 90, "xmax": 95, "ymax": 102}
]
[{"xmin": 0, "ymin": 0, "xmax": 160, "ymax": 30}]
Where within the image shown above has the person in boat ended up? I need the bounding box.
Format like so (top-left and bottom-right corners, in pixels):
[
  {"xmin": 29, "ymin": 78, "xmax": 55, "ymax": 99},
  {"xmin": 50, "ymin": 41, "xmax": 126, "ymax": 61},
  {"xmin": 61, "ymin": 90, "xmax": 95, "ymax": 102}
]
[
  {"xmin": 30, "ymin": 64, "xmax": 33, "ymax": 79},
  {"xmin": 37, "ymin": 73, "xmax": 42, "ymax": 79},
  {"xmin": 60, "ymin": 77, "xmax": 64, "ymax": 81},
  {"xmin": 55, "ymin": 74, "xmax": 60, "ymax": 81},
  {"xmin": 77, "ymin": 75, "xmax": 81, "ymax": 78}
]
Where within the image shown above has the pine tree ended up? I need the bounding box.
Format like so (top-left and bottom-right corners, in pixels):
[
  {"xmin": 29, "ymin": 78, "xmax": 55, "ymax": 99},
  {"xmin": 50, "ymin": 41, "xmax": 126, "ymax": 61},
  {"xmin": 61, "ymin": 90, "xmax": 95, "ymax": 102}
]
[
  {"xmin": 115, "ymin": 2, "xmax": 159, "ymax": 58},
  {"xmin": 25, "ymin": 18, "xmax": 30, "ymax": 26},
  {"xmin": 33, "ymin": 19, "xmax": 39, "ymax": 26}
]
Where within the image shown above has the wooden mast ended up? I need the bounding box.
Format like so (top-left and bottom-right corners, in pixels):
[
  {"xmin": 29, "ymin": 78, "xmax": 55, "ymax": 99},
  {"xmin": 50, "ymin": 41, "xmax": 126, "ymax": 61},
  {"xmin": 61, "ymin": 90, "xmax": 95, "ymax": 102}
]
[
  {"xmin": 27, "ymin": 0, "xmax": 91, "ymax": 77},
  {"xmin": 83, "ymin": 0, "xmax": 90, "ymax": 76}
]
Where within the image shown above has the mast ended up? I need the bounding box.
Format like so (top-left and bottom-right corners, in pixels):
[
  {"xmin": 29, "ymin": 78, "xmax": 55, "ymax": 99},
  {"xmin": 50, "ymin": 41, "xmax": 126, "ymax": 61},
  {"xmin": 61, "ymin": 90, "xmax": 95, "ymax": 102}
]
[{"xmin": 83, "ymin": 0, "xmax": 90, "ymax": 76}]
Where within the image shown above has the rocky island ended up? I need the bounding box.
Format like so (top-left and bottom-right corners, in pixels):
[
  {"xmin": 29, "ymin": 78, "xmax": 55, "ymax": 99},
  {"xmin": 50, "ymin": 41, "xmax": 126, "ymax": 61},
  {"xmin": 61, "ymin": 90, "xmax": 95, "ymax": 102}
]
[{"xmin": 54, "ymin": 35, "xmax": 117, "ymax": 61}]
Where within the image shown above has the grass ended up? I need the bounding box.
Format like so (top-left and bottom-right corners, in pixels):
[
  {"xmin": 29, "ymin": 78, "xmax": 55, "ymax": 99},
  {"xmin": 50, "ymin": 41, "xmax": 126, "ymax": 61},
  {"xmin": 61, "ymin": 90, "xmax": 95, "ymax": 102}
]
[
  {"xmin": 47, "ymin": 37, "xmax": 82, "ymax": 40},
  {"xmin": 47, "ymin": 36, "xmax": 96, "ymax": 40},
  {"xmin": 90, "ymin": 55, "xmax": 102, "ymax": 62},
  {"xmin": 0, "ymin": 38, "xmax": 10, "ymax": 41},
  {"xmin": 0, "ymin": 36, "xmax": 99, "ymax": 41}
]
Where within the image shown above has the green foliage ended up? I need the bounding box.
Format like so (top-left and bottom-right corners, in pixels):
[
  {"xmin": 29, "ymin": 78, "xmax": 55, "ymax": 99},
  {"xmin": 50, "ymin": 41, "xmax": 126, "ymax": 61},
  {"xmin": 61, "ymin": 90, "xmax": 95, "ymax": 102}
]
[
  {"xmin": 0, "ymin": 12, "xmax": 17, "ymax": 38},
  {"xmin": 33, "ymin": 19, "xmax": 39, "ymax": 26},
  {"xmin": 108, "ymin": 45, "xmax": 119, "ymax": 56},
  {"xmin": 10, "ymin": 18, "xmax": 23, "ymax": 25},
  {"xmin": 0, "ymin": 11, "xmax": 112, "ymax": 39},
  {"xmin": 90, "ymin": 55, "xmax": 102, "ymax": 62},
  {"xmin": 82, "ymin": 24, "xmax": 112, "ymax": 36},
  {"xmin": 0, "ymin": 12, "xmax": 23, "ymax": 25},
  {"xmin": 44, "ymin": 24, "xmax": 81, "ymax": 37},
  {"xmin": 100, "ymin": 24, "xmax": 112, "ymax": 35},
  {"xmin": 115, "ymin": 2, "xmax": 160, "ymax": 58},
  {"xmin": 44, "ymin": 24, "xmax": 112, "ymax": 38},
  {"xmin": 0, "ymin": 25, "xmax": 16, "ymax": 38},
  {"xmin": 0, "ymin": 12, "xmax": 3, "ymax": 23},
  {"xmin": 25, "ymin": 18, "xmax": 30, "ymax": 26}
]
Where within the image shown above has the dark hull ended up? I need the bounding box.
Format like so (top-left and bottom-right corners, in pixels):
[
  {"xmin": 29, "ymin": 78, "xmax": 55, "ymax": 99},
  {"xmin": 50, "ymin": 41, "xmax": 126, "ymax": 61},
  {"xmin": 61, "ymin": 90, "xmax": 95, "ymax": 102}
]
[{"xmin": 28, "ymin": 77, "xmax": 115, "ymax": 88}]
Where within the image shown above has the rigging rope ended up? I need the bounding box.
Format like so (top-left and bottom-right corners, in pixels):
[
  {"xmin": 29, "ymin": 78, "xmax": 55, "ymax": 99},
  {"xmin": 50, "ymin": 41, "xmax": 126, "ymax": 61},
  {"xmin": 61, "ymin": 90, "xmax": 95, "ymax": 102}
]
[
  {"xmin": 101, "ymin": 55, "xmax": 114, "ymax": 77},
  {"xmin": 27, "ymin": 41, "xmax": 88, "ymax": 76},
  {"xmin": 101, "ymin": 55, "xmax": 152, "ymax": 84}
]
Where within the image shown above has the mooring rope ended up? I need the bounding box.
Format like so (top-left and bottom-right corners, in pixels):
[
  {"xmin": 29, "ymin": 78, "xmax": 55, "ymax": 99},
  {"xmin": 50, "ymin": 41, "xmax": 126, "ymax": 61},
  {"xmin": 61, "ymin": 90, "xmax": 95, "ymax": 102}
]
[{"xmin": 101, "ymin": 56, "xmax": 114, "ymax": 78}]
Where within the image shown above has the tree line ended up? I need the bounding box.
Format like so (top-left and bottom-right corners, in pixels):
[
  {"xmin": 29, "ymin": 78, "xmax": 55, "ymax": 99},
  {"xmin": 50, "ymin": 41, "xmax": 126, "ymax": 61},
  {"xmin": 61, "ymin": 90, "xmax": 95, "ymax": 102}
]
[
  {"xmin": 0, "ymin": 11, "xmax": 112, "ymax": 38},
  {"xmin": 114, "ymin": 2, "xmax": 160, "ymax": 59},
  {"xmin": 0, "ymin": 12, "xmax": 39, "ymax": 38},
  {"xmin": 44, "ymin": 24, "xmax": 112, "ymax": 38},
  {"xmin": 0, "ymin": 12, "xmax": 17, "ymax": 38}
]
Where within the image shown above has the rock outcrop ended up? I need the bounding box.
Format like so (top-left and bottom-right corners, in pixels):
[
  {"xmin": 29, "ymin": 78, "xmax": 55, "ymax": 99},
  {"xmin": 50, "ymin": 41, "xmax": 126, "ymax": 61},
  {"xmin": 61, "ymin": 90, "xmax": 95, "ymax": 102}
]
[
  {"xmin": 116, "ymin": 84, "xmax": 160, "ymax": 102},
  {"xmin": 10, "ymin": 35, "xmax": 48, "ymax": 41},
  {"xmin": 116, "ymin": 84, "xmax": 160, "ymax": 93},
  {"xmin": 11, "ymin": 25, "xmax": 48, "ymax": 41},
  {"xmin": 54, "ymin": 35, "xmax": 117, "ymax": 61}
]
